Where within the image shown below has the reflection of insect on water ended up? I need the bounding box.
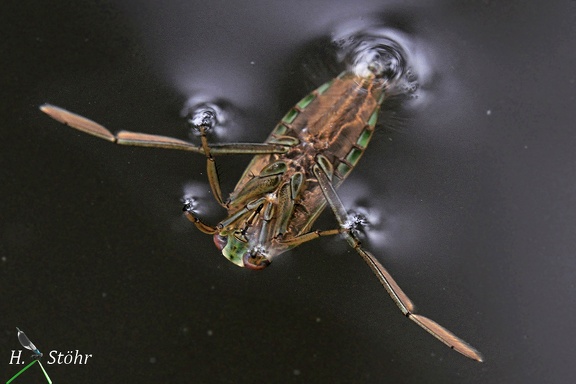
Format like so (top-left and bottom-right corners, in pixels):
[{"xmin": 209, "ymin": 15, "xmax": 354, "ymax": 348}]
[{"xmin": 40, "ymin": 38, "xmax": 482, "ymax": 362}]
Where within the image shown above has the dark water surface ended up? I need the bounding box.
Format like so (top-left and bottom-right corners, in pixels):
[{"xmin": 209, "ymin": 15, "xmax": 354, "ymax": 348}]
[{"xmin": 1, "ymin": 1, "xmax": 575, "ymax": 383}]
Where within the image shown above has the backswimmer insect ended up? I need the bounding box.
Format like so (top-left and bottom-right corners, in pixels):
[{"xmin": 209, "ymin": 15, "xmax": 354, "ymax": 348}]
[{"xmin": 40, "ymin": 34, "xmax": 483, "ymax": 362}]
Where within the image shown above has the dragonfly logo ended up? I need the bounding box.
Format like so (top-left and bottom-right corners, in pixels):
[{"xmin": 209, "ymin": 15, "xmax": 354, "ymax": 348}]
[
  {"xmin": 6, "ymin": 328, "xmax": 52, "ymax": 384},
  {"xmin": 15, "ymin": 327, "xmax": 43, "ymax": 360}
]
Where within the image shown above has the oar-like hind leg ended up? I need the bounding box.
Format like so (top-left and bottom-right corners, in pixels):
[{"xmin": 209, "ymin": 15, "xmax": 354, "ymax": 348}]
[
  {"xmin": 40, "ymin": 103, "xmax": 288, "ymax": 211},
  {"xmin": 40, "ymin": 104, "xmax": 290, "ymax": 155},
  {"xmin": 312, "ymin": 162, "xmax": 483, "ymax": 362}
]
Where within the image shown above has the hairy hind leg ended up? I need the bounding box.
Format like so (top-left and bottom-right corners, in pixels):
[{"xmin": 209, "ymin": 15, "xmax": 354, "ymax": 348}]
[{"xmin": 312, "ymin": 162, "xmax": 483, "ymax": 362}]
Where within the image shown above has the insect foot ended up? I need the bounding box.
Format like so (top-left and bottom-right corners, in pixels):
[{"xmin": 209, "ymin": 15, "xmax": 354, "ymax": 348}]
[
  {"xmin": 182, "ymin": 196, "xmax": 198, "ymax": 213},
  {"xmin": 186, "ymin": 103, "xmax": 218, "ymax": 134},
  {"xmin": 343, "ymin": 209, "xmax": 373, "ymax": 240}
]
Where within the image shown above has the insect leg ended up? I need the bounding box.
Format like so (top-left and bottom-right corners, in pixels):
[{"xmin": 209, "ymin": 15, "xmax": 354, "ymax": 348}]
[
  {"xmin": 194, "ymin": 122, "xmax": 227, "ymax": 207},
  {"xmin": 40, "ymin": 105, "xmax": 289, "ymax": 155},
  {"xmin": 41, "ymin": 104, "xmax": 289, "ymax": 209},
  {"xmin": 40, "ymin": 104, "xmax": 208, "ymax": 152},
  {"xmin": 279, "ymin": 228, "xmax": 343, "ymax": 246},
  {"xmin": 312, "ymin": 163, "xmax": 483, "ymax": 362},
  {"xmin": 183, "ymin": 210, "xmax": 218, "ymax": 234}
]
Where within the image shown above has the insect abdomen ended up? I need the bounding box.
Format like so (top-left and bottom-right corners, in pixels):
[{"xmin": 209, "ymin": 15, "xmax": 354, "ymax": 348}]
[{"xmin": 271, "ymin": 72, "xmax": 385, "ymax": 182}]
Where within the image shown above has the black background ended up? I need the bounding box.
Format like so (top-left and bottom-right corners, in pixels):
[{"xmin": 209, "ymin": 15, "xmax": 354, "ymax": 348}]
[{"xmin": 1, "ymin": 1, "xmax": 575, "ymax": 383}]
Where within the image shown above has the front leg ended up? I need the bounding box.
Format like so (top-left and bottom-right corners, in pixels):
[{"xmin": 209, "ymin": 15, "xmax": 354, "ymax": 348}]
[{"xmin": 312, "ymin": 162, "xmax": 483, "ymax": 362}]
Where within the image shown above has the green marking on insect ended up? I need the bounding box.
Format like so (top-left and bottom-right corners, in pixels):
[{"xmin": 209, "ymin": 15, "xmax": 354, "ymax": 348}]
[
  {"xmin": 282, "ymin": 108, "xmax": 299, "ymax": 124},
  {"xmin": 368, "ymin": 109, "xmax": 379, "ymax": 127},
  {"xmin": 336, "ymin": 161, "xmax": 352, "ymax": 178},
  {"xmin": 316, "ymin": 80, "xmax": 333, "ymax": 95},
  {"xmin": 356, "ymin": 128, "xmax": 373, "ymax": 148},
  {"xmin": 39, "ymin": 53, "xmax": 483, "ymax": 362},
  {"xmin": 296, "ymin": 93, "xmax": 316, "ymax": 109},
  {"xmin": 346, "ymin": 147, "xmax": 363, "ymax": 166},
  {"xmin": 273, "ymin": 123, "xmax": 287, "ymax": 136},
  {"xmin": 222, "ymin": 235, "xmax": 249, "ymax": 267}
]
